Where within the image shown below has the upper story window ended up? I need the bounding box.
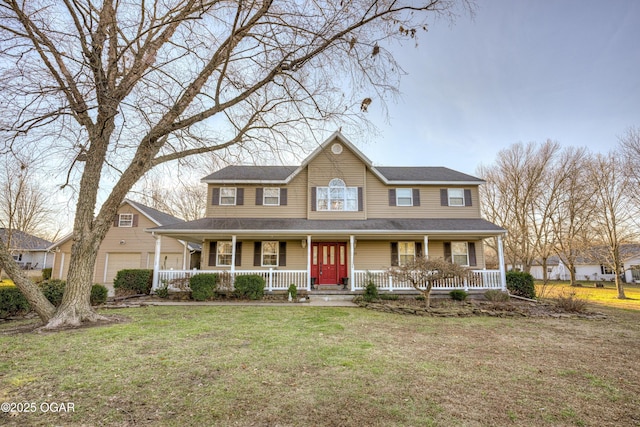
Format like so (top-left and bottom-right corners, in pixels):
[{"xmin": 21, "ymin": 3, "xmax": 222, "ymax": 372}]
[
  {"xmin": 396, "ymin": 189, "xmax": 413, "ymax": 206},
  {"xmin": 263, "ymin": 188, "xmax": 280, "ymax": 206},
  {"xmin": 317, "ymin": 178, "xmax": 358, "ymax": 211},
  {"xmin": 118, "ymin": 213, "xmax": 134, "ymax": 227},
  {"xmin": 220, "ymin": 188, "xmax": 237, "ymax": 205},
  {"xmin": 448, "ymin": 189, "xmax": 465, "ymax": 206}
]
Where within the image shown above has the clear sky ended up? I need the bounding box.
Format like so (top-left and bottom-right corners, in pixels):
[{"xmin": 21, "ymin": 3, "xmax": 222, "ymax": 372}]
[{"xmin": 357, "ymin": 0, "xmax": 640, "ymax": 175}]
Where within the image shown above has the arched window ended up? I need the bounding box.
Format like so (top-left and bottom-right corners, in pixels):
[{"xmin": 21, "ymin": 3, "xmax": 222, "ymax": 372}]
[{"xmin": 317, "ymin": 178, "xmax": 358, "ymax": 211}]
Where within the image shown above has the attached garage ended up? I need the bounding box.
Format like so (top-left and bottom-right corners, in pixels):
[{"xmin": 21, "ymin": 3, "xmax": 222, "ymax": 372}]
[{"xmin": 104, "ymin": 253, "xmax": 142, "ymax": 285}]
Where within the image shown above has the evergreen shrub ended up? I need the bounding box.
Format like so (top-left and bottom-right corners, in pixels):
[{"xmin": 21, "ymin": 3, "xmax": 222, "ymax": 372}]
[
  {"xmin": 506, "ymin": 271, "xmax": 536, "ymax": 299},
  {"xmin": 190, "ymin": 273, "xmax": 218, "ymax": 301},
  {"xmin": 234, "ymin": 274, "xmax": 265, "ymax": 300},
  {"xmin": 113, "ymin": 269, "xmax": 153, "ymax": 295}
]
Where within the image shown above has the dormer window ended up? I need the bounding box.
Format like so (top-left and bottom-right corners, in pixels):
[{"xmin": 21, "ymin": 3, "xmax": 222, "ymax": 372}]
[
  {"xmin": 118, "ymin": 213, "xmax": 134, "ymax": 227},
  {"xmin": 316, "ymin": 178, "xmax": 358, "ymax": 211}
]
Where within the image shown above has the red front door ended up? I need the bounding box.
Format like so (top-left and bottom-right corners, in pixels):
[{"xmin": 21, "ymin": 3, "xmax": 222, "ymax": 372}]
[{"xmin": 311, "ymin": 243, "xmax": 347, "ymax": 285}]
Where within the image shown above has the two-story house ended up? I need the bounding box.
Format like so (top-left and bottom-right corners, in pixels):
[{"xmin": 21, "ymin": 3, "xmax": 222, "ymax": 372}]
[
  {"xmin": 149, "ymin": 132, "xmax": 507, "ymax": 293},
  {"xmin": 49, "ymin": 199, "xmax": 200, "ymax": 294}
]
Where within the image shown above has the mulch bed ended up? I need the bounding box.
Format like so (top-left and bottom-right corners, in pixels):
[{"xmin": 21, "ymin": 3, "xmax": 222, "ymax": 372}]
[{"xmin": 357, "ymin": 297, "xmax": 608, "ymax": 319}]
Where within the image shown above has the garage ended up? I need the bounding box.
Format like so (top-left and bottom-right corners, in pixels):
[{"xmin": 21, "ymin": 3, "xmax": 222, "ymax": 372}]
[{"xmin": 104, "ymin": 253, "xmax": 142, "ymax": 285}]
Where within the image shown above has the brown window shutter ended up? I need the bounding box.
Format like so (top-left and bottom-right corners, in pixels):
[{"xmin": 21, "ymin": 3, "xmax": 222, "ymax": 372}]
[
  {"xmin": 113, "ymin": 215, "xmax": 119, "ymax": 227},
  {"xmin": 235, "ymin": 242, "xmax": 242, "ymax": 267},
  {"xmin": 280, "ymin": 188, "xmax": 288, "ymax": 206},
  {"xmin": 388, "ymin": 189, "xmax": 396, "ymax": 206},
  {"xmin": 255, "ymin": 188, "xmax": 263, "ymax": 205},
  {"xmin": 440, "ymin": 189, "xmax": 448, "ymax": 206},
  {"xmin": 311, "ymin": 187, "xmax": 317, "ymax": 211},
  {"xmin": 464, "ymin": 189, "xmax": 472, "ymax": 207},
  {"xmin": 468, "ymin": 242, "xmax": 477, "ymax": 266},
  {"xmin": 279, "ymin": 241, "xmax": 287, "ymax": 266},
  {"xmin": 208, "ymin": 242, "xmax": 217, "ymax": 266},
  {"xmin": 412, "ymin": 189, "xmax": 420, "ymax": 206},
  {"xmin": 416, "ymin": 242, "xmax": 423, "ymax": 257},
  {"xmin": 132, "ymin": 214, "xmax": 139, "ymax": 227},
  {"xmin": 443, "ymin": 242, "xmax": 452, "ymax": 262},
  {"xmin": 358, "ymin": 187, "xmax": 363, "ymax": 211},
  {"xmin": 390, "ymin": 242, "xmax": 399, "ymax": 266},
  {"xmin": 236, "ymin": 188, "xmax": 244, "ymax": 205},
  {"xmin": 212, "ymin": 188, "xmax": 220, "ymax": 205},
  {"xmin": 254, "ymin": 242, "xmax": 261, "ymax": 266}
]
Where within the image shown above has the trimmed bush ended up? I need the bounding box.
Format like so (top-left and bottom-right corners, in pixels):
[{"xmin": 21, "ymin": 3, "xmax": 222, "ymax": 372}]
[
  {"xmin": 113, "ymin": 269, "xmax": 153, "ymax": 295},
  {"xmin": 287, "ymin": 284, "xmax": 298, "ymax": 300},
  {"xmin": 506, "ymin": 271, "xmax": 536, "ymax": 299},
  {"xmin": 90, "ymin": 284, "xmax": 109, "ymax": 305},
  {"xmin": 0, "ymin": 287, "xmax": 30, "ymax": 319},
  {"xmin": 234, "ymin": 274, "xmax": 265, "ymax": 300},
  {"xmin": 484, "ymin": 289, "xmax": 510, "ymax": 302},
  {"xmin": 40, "ymin": 280, "xmax": 66, "ymax": 307},
  {"xmin": 190, "ymin": 273, "xmax": 218, "ymax": 301},
  {"xmin": 42, "ymin": 268, "xmax": 52, "ymax": 281},
  {"xmin": 449, "ymin": 289, "xmax": 468, "ymax": 301}
]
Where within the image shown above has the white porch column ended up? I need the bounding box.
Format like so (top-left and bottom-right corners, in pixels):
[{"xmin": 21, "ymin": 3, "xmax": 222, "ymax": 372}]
[
  {"xmin": 231, "ymin": 235, "xmax": 237, "ymax": 275},
  {"xmin": 152, "ymin": 233, "xmax": 162, "ymax": 290},
  {"xmin": 182, "ymin": 241, "xmax": 188, "ymax": 270},
  {"xmin": 349, "ymin": 235, "xmax": 355, "ymax": 291},
  {"xmin": 306, "ymin": 235, "xmax": 312, "ymax": 290},
  {"xmin": 423, "ymin": 235, "xmax": 429, "ymax": 258},
  {"xmin": 497, "ymin": 235, "xmax": 507, "ymax": 291}
]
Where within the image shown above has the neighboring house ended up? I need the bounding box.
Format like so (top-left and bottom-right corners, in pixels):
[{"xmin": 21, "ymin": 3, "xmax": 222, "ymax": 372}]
[
  {"xmin": 149, "ymin": 132, "xmax": 507, "ymax": 292},
  {"xmin": 529, "ymin": 244, "xmax": 640, "ymax": 283},
  {"xmin": 0, "ymin": 228, "xmax": 53, "ymax": 271},
  {"xmin": 49, "ymin": 200, "xmax": 200, "ymax": 292}
]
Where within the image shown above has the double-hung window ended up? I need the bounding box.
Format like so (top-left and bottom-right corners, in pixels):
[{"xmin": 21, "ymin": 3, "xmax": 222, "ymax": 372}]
[
  {"xmin": 263, "ymin": 188, "xmax": 280, "ymax": 206},
  {"xmin": 448, "ymin": 189, "xmax": 465, "ymax": 207},
  {"xmin": 217, "ymin": 241, "xmax": 233, "ymax": 266},
  {"xmin": 262, "ymin": 241, "xmax": 278, "ymax": 266},
  {"xmin": 118, "ymin": 213, "xmax": 134, "ymax": 227},
  {"xmin": 398, "ymin": 242, "xmax": 416, "ymax": 266},
  {"xmin": 317, "ymin": 178, "xmax": 358, "ymax": 211},
  {"xmin": 396, "ymin": 189, "xmax": 413, "ymax": 206},
  {"xmin": 220, "ymin": 188, "xmax": 237, "ymax": 205},
  {"xmin": 451, "ymin": 242, "xmax": 469, "ymax": 266}
]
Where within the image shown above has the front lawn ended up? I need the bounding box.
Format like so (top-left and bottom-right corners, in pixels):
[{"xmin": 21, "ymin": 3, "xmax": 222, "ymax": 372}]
[
  {"xmin": 1, "ymin": 305, "xmax": 639, "ymax": 426},
  {"xmin": 536, "ymin": 281, "xmax": 640, "ymax": 311},
  {"xmin": 0, "ymin": 279, "xmax": 15, "ymax": 287}
]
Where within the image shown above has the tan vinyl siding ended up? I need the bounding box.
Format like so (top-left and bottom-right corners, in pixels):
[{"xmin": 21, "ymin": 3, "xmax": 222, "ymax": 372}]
[
  {"xmin": 366, "ymin": 170, "xmax": 482, "ymax": 218},
  {"xmin": 205, "ymin": 171, "xmax": 308, "ymax": 218}
]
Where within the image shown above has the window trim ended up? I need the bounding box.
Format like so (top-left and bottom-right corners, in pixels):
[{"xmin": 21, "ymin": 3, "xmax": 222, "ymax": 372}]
[
  {"xmin": 396, "ymin": 188, "xmax": 413, "ymax": 206},
  {"xmin": 261, "ymin": 241, "xmax": 279, "ymax": 267},
  {"xmin": 451, "ymin": 241, "xmax": 469, "ymax": 266},
  {"xmin": 118, "ymin": 213, "xmax": 134, "ymax": 227},
  {"xmin": 216, "ymin": 241, "xmax": 233, "ymax": 266},
  {"xmin": 316, "ymin": 178, "xmax": 358, "ymax": 211},
  {"xmin": 263, "ymin": 188, "xmax": 280, "ymax": 206},
  {"xmin": 219, "ymin": 188, "xmax": 237, "ymax": 205},
  {"xmin": 448, "ymin": 188, "xmax": 465, "ymax": 207},
  {"xmin": 398, "ymin": 241, "xmax": 416, "ymax": 266}
]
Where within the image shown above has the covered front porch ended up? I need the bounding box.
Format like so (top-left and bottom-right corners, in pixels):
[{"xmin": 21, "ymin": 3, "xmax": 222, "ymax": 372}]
[{"xmin": 150, "ymin": 232, "xmax": 508, "ymax": 293}]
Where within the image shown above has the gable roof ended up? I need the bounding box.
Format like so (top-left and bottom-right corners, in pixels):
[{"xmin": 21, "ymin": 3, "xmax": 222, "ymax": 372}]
[
  {"xmin": 201, "ymin": 131, "xmax": 484, "ymax": 185},
  {"xmin": 48, "ymin": 199, "xmax": 200, "ymax": 251},
  {"xmin": 0, "ymin": 229, "xmax": 52, "ymax": 251}
]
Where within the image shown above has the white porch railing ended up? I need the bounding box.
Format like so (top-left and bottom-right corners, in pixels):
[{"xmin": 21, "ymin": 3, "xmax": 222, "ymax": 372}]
[
  {"xmin": 351, "ymin": 269, "xmax": 504, "ymax": 292},
  {"xmin": 155, "ymin": 269, "xmax": 308, "ymax": 292}
]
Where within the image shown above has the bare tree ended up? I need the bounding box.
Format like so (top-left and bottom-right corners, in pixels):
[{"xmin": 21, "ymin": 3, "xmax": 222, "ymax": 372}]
[
  {"xmin": 549, "ymin": 148, "xmax": 596, "ymax": 285},
  {"xmin": 0, "ymin": 0, "xmax": 473, "ymax": 328},
  {"xmin": 478, "ymin": 140, "xmax": 560, "ymax": 272},
  {"xmin": 619, "ymin": 126, "xmax": 640, "ymax": 215},
  {"xmin": 133, "ymin": 175, "xmax": 207, "ymax": 221},
  {"xmin": 587, "ymin": 152, "xmax": 636, "ymax": 299},
  {"xmin": 388, "ymin": 257, "xmax": 469, "ymax": 307}
]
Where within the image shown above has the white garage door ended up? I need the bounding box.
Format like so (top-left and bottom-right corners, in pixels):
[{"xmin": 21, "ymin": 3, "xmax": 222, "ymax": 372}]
[{"xmin": 105, "ymin": 253, "xmax": 141, "ymax": 285}]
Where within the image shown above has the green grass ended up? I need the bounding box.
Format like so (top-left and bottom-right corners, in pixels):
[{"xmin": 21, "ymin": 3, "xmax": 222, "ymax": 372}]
[
  {"xmin": 1, "ymin": 305, "xmax": 640, "ymax": 426},
  {"xmin": 0, "ymin": 279, "xmax": 15, "ymax": 287},
  {"xmin": 536, "ymin": 281, "xmax": 640, "ymax": 310}
]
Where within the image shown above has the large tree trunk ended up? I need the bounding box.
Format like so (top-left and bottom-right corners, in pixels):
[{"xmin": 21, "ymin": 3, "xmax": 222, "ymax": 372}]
[
  {"xmin": 43, "ymin": 234, "xmax": 109, "ymax": 329},
  {"xmin": 0, "ymin": 239, "xmax": 56, "ymax": 322}
]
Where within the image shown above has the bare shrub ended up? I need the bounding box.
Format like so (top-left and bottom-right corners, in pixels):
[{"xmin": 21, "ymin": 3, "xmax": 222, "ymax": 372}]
[{"xmin": 555, "ymin": 290, "xmax": 588, "ymax": 313}]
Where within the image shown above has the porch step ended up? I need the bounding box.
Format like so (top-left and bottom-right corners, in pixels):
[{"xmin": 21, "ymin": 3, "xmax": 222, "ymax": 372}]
[{"xmin": 308, "ymin": 293, "xmax": 357, "ymax": 305}]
